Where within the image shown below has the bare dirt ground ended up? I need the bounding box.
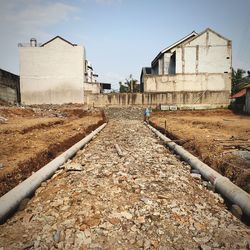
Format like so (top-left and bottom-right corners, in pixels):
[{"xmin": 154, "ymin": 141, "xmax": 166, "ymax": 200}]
[
  {"xmin": 150, "ymin": 109, "xmax": 250, "ymax": 193},
  {"xmin": 0, "ymin": 104, "xmax": 105, "ymax": 196}
]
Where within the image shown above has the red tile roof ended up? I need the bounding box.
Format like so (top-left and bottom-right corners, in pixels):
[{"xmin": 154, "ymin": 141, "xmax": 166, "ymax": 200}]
[
  {"xmin": 231, "ymin": 88, "xmax": 246, "ymax": 98},
  {"xmin": 230, "ymin": 83, "xmax": 250, "ymax": 98}
]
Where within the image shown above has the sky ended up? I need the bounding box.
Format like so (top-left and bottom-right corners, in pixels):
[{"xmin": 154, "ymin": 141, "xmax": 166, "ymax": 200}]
[{"xmin": 0, "ymin": 0, "xmax": 250, "ymax": 90}]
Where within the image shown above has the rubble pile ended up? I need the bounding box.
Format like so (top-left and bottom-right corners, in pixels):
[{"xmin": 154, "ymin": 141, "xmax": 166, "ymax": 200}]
[
  {"xmin": 0, "ymin": 109, "xmax": 249, "ymax": 249},
  {"xmin": 104, "ymin": 107, "xmax": 144, "ymax": 120}
]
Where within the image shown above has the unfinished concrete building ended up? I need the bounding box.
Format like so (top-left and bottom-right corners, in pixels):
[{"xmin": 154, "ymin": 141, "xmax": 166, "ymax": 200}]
[
  {"xmin": 19, "ymin": 36, "xmax": 85, "ymax": 105},
  {"xmin": 140, "ymin": 28, "xmax": 232, "ymax": 108}
]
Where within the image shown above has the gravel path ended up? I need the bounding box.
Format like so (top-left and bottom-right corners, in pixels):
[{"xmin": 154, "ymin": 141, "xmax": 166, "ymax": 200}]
[{"xmin": 0, "ymin": 108, "xmax": 249, "ymax": 249}]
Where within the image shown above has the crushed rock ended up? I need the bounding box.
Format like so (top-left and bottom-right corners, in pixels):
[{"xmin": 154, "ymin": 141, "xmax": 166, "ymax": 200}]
[{"xmin": 0, "ymin": 108, "xmax": 249, "ymax": 249}]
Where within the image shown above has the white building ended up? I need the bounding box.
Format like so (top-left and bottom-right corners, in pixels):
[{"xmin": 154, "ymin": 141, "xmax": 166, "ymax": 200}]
[
  {"xmin": 85, "ymin": 60, "xmax": 98, "ymax": 83},
  {"xmin": 84, "ymin": 60, "xmax": 102, "ymax": 94},
  {"xmin": 19, "ymin": 36, "xmax": 85, "ymax": 104},
  {"xmin": 140, "ymin": 28, "xmax": 232, "ymax": 105}
]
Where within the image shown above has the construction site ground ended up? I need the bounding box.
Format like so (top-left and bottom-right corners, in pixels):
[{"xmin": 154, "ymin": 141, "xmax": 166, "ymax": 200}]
[
  {"xmin": 0, "ymin": 107, "xmax": 250, "ymax": 250},
  {"xmin": 0, "ymin": 104, "xmax": 105, "ymax": 196},
  {"xmin": 150, "ymin": 109, "xmax": 250, "ymax": 193}
]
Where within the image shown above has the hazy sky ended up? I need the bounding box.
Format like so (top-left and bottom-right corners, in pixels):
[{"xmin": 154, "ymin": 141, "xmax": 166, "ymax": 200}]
[{"xmin": 0, "ymin": 0, "xmax": 249, "ymax": 90}]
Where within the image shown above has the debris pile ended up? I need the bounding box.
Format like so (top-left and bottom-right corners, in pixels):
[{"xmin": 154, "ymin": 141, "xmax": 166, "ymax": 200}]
[{"xmin": 104, "ymin": 107, "xmax": 144, "ymax": 120}]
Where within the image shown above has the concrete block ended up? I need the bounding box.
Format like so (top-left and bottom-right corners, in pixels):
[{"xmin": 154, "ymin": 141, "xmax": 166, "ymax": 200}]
[
  {"xmin": 169, "ymin": 105, "xmax": 178, "ymax": 111},
  {"xmin": 194, "ymin": 105, "xmax": 211, "ymax": 110},
  {"xmin": 178, "ymin": 105, "xmax": 193, "ymax": 110},
  {"xmin": 160, "ymin": 105, "xmax": 170, "ymax": 111}
]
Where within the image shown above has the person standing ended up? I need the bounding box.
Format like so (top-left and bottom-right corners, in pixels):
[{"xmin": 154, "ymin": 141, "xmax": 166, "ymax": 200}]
[{"xmin": 144, "ymin": 107, "xmax": 151, "ymax": 123}]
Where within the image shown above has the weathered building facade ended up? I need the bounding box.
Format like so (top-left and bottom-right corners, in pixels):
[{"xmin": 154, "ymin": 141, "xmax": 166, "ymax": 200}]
[
  {"xmin": 19, "ymin": 36, "xmax": 85, "ymax": 105},
  {"xmin": 0, "ymin": 68, "xmax": 20, "ymax": 104},
  {"xmin": 140, "ymin": 28, "xmax": 232, "ymax": 107},
  {"xmin": 246, "ymin": 87, "xmax": 250, "ymax": 114}
]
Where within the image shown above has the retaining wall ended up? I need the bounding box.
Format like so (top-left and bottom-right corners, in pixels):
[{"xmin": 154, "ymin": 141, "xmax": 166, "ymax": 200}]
[{"xmin": 86, "ymin": 91, "xmax": 230, "ymax": 108}]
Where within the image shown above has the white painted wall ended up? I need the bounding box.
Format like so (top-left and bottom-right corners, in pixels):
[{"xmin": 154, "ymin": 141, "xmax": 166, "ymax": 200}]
[
  {"xmin": 176, "ymin": 29, "xmax": 231, "ymax": 74},
  {"xmin": 144, "ymin": 73, "xmax": 231, "ymax": 92},
  {"xmin": 181, "ymin": 47, "xmax": 196, "ymax": 73},
  {"xmin": 19, "ymin": 37, "xmax": 85, "ymax": 104},
  {"xmin": 163, "ymin": 53, "xmax": 171, "ymax": 74},
  {"xmin": 158, "ymin": 57, "xmax": 163, "ymax": 75}
]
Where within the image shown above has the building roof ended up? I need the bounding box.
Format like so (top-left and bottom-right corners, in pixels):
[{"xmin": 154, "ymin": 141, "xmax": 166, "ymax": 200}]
[
  {"xmin": 181, "ymin": 28, "xmax": 231, "ymax": 47},
  {"xmin": 231, "ymin": 83, "xmax": 250, "ymax": 99},
  {"xmin": 41, "ymin": 36, "xmax": 77, "ymax": 47},
  {"xmin": 231, "ymin": 89, "xmax": 247, "ymax": 99},
  {"xmin": 151, "ymin": 27, "xmax": 231, "ymax": 67},
  {"xmin": 151, "ymin": 31, "xmax": 198, "ymax": 66}
]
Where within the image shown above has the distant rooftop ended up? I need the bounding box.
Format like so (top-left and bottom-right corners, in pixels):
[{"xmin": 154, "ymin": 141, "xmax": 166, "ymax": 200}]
[
  {"xmin": 18, "ymin": 36, "xmax": 77, "ymax": 48},
  {"xmin": 18, "ymin": 42, "xmax": 42, "ymax": 47}
]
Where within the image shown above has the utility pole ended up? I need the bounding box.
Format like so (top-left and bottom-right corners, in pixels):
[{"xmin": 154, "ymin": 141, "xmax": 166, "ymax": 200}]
[{"xmin": 130, "ymin": 74, "xmax": 133, "ymax": 93}]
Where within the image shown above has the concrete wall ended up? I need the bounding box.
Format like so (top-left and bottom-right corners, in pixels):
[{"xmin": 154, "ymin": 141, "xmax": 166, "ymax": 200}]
[
  {"xmin": 84, "ymin": 82, "xmax": 101, "ymax": 94},
  {"xmin": 0, "ymin": 69, "xmax": 20, "ymax": 104},
  {"xmin": 19, "ymin": 37, "xmax": 84, "ymax": 105},
  {"xmin": 163, "ymin": 53, "xmax": 171, "ymax": 74},
  {"xmin": 143, "ymin": 73, "xmax": 231, "ymax": 93},
  {"xmin": 176, "ymin": 30, "xmax": 231, "ymax": 74},
  {"xmin": 245, "ymin": 89, "xmax": 250, "ymax": 114},
  {"xmin": 86, "ymin": 91, "xmax": 230, "ymax": 108}
]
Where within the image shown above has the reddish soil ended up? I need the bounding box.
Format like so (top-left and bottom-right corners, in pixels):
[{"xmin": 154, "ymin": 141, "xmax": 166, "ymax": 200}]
[
  {"xmin": 151, "ymin": 109, "xmax": 250, "ymax": 193},
  {"xmin": 0, "ymin": 104, "xmax": 105, "ymax": 196}
]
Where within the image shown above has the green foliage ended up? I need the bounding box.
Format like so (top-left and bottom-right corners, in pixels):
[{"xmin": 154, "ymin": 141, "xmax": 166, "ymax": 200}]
[
  {"xmin": 231, "ymin": 68, "xmax": 250, "ymax": 94},
  {"xmin": 119, "ymin": 75, "xmax": 140, "ymax": 93},
  {"xmin": 119, "ymin": 82, "xmax": 128, "ymax": 93}
]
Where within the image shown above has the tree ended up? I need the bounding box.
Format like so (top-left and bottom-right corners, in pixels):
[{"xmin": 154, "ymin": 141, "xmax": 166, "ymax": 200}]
[
  {"xmin": 119, "ymin": 81, "xmax": 128, "ymax": 93},
  {"xmin": 231, "ymin": 68, "xmax": 250, "ymax": 94},
  {"xmin": 119, "ymin": 75, "xmax": 140, "ymax": 93}
]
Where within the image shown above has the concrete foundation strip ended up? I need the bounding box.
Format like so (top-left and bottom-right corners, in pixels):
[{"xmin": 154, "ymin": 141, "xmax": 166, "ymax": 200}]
[
  {"xmin": 0, "ymin": 123, "xmax": 107, "ymax": 224},
  {"xmin": 147, "ymin": 123, "xmax": 250, "ymax": 218}
]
